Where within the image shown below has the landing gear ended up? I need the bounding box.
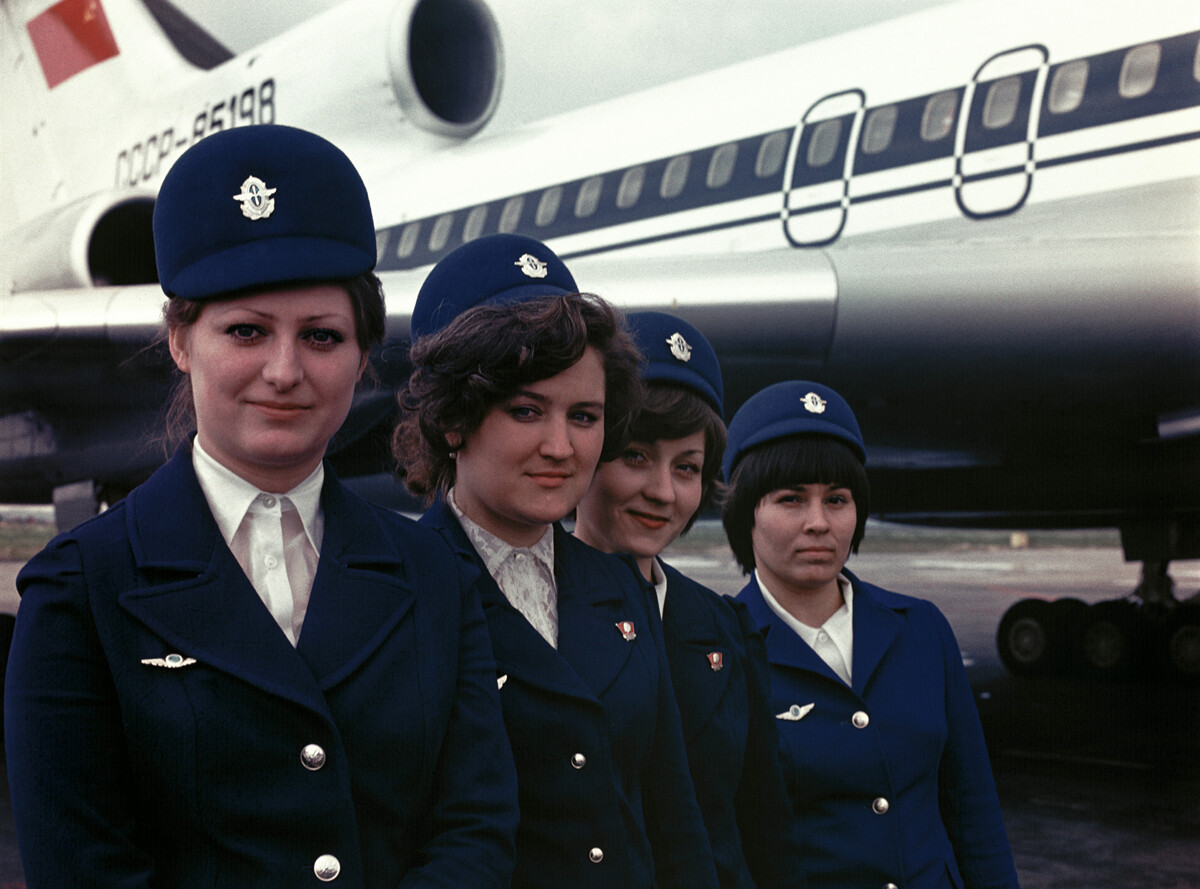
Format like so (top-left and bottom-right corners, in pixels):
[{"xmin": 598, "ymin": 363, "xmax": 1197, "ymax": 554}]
[{"xmin": 997, "ymin": 556, "xmax": 1200, "ymax": 684}]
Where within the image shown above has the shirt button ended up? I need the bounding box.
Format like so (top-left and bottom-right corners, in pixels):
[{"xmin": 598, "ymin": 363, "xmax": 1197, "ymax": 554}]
[
  {"xmin": 263, "ymin": 496, "xmax": 276, "ymax": 508},
  {"xmin": 852, "ymin": 710, "xmax": 870, "ymax": 729},
  {"xmin": 264, "ymin": 554, "xmax": 279, "ymax": 569},
  {"xmin": 515, "ymin": 552, "xmax": 527, "ymax": 562},
  {"xmin": 588, "ymin": 847, "xmax": 604, "ymax": 864},
  {"xmin": 872, "ymin": 797, "xmax": 890, "ymax": 815},
  {"xmin": 818, "ymin": 630, "xmax": 829, "ymax": 641},
  {"xmin": 301, "ymin": 744, "xmax": 326, "ymax": 771},
  {"xmin": 571, "ymin": 753, "xmax": 586, "ymax": 769},
  {"xmin": 314, "ymin": 854, "xmax": 340, "ymax": 881}
]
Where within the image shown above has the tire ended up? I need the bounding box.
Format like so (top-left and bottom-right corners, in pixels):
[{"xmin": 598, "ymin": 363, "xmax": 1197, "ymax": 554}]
[
  {"xmin": 997, "ymin": 599, "xmax": 1057, "ymax": 677},
  {"xmin": 1078, "ymin": 600, "xmax": 1145, "ymax": 680},
  {"xmin": 1163, "ymin": 604, "xmax": 1200, "ymax": 684}
]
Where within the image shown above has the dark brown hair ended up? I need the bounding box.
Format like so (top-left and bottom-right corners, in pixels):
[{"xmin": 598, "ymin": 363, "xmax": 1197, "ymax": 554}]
[
  {"xmin": 393, "ymin": 292, "xmax": 642, "ymax": 503},
  {"xmin": 721, "ymin": 434, "xmax": 870, "ymax": 574},
  {"xmin": 159, "ymin": 272, "xmax": 386, "ymax": 453}
]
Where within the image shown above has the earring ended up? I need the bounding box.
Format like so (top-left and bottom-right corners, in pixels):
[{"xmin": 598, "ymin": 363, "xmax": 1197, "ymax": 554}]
[{"xmin": 448, "ymin": 451, "xmax": 457, "ymax": 460}]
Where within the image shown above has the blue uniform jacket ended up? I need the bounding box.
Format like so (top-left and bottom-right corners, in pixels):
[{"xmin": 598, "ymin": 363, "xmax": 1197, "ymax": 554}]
[
  {"xmin": 736, "ymin": 570, "xmax": 1019, "ymax": 889},
  {"xmin": 659, "ymin": 562, "xmax": 805, "ymax": 889},
  {"xmin": 5, "ymin": 447, "xmax": 519, "ymax": 889},
  {"xmin": 422, "ymin": 502, "xmax": 719, "ymax": 889}
]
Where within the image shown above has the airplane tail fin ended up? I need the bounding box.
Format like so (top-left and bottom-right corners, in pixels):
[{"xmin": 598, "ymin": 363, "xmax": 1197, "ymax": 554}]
[{"xmin": 1, "ymin": 0, "xmax": 229, "ymax": 289}]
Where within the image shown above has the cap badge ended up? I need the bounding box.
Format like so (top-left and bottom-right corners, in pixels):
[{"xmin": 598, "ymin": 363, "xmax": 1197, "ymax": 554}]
[
  {"xmin": 802, "ymin": 392, "xmax": 827, "ymax": 414},
  {"xmin": 665, "ymin": 332, "xmax": 692, "ymax": 362},
  {"xmin": 707, "ymin": 651, "xmax": 724, "ymax": 671},
  {"xmin": 514, "ymin": 253, "xmax": 549, "ymax": 279},
  {"xmin": 616, "ymin": 620, "xmax": 637, "ymax": 642},
  {"xmin": 232, "ymin": 175, "xmax": 276, "ymax": 220},
  {"xmin": 776, "ymin": 702, "xmax": 814, "ymax": 721}
]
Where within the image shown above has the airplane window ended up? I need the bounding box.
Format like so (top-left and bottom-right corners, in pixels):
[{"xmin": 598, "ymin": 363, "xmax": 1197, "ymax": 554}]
[
  {"xmin": 661, "ymin": 155, "xmax": 691, "ymax": 199},
  {"xmin": 499, "ymin": 196, "xmax": 524, "ymax": 233},
  {"xmin": 921, "ymin": 90, "xmax": 958, "ymax": 141},
  {"xmin": 806, "ymin": 119, "xmax": 842, "ymax": 168},
  {"xmin": 706, "ymin": 143, "xmax": 738, "ymax": 188},
  {"xmin": 575, "ymin": 176, "xmax": 603, "ymax": 218},
  {"xmin": 755, "ymin": 132, "xmax": 788, "ymax": 178},
  {"xmin": 1120, "ymin": 43, "xmax": 1161, "ymax": 98},
  {"xmin": 982, "ymin": 76, "xmax": 1021, "ymax": 129},
  {"xmin": 396, "ymin": 222, "xmax": 421, "ymax": 259},
  {"xmin": 1048, "ymin": 60, "xmax": 1088, "ymax": 114},
  {"xmin": 463, "ymin": 206, "xmax": 488, "ymax": 242},
  {"xmin": 430, "ymin": 213, "xmax": 454, "ymax": 252},
  {"xmin": 536, "ymin": 186, "xmax": 562, "ymax": 227},
  {"xmin": 617, "ymin": 166, "xmax": 645, "ymax": 209},
  {"xmin": 861, "ymin": 105, "xmax": 897, "ymax": 155},
  {"xmin": 1194, "ymin": 37, "xmax": 1200, "ymax": 83}
]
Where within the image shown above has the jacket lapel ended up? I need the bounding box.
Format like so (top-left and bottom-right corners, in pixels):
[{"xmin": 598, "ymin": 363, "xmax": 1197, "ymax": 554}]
[
  {"xmin": 119, "ymin": 446, "xmax": 328, "ymax": 715},
  {"xmin": 294, "ymin": 472, "xmax": 416, "ymax": 689},
  {"xmin": 661, "ymin": 565, "xmax": 733, "ymax": 742},
  {"xmin": 845, "ymin": 570, "xmax": 905, "ymax": 696},
  {"xmin": 421, "ymin": 503, "xmax": 601, "ymax": 704},
  {"xmin": 736, "ymin": 578, "xmax": 845, "ymax": 685}
]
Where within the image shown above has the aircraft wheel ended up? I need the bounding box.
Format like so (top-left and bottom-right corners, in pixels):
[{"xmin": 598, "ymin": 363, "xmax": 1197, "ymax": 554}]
[
  {"xmin": 1163, "ymin": 604, "xmax": 1200, "ymax": 683},
  {"xmin": 997, "ymin": 599, "xmax": 1057, "ymax": 676},
  {"xmin": 1052, "ymin": 597, "xmax": 1090, "ymax": 674},
  {"xmin": 1078, "ymin": 601, "xmax": 1144, "ymax": 680}
]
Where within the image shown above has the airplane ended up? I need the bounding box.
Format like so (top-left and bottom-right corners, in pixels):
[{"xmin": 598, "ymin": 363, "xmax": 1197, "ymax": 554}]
[{"xmin": 2, "ymin": 0, "xmax": 1199, "ymax": 683}]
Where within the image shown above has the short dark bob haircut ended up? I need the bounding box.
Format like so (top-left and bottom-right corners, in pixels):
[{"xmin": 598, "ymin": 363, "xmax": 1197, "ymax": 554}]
[
  {"xmin": 394, "ymin": 292, "xmax": 642, "ymax": 503},
  {"xmin": 159, "ymin": 271, "xmax": 386, "ymax": 453},
  {"xmin": 721, "ymin": 434, "xmax": 870, "ymax": 574},
  {"xmin": 619, "ymin": 381, "xmax": 727, "ymax": 534}
]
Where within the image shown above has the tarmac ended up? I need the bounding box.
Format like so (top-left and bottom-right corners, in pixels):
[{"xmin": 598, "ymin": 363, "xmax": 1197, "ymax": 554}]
[{"xmin": 0, "ymin": 523, "xmax": 1196, "ymax": 888}]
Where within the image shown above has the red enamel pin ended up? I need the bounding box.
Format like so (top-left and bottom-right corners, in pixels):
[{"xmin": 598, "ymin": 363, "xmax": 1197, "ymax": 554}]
[
  {"xmin": 616, "ymin": 620, "xmax": 636, "ymax": 641},
  {"xmin": 707, "ymin": 651, "xmax": 724, "ymax": 671}
]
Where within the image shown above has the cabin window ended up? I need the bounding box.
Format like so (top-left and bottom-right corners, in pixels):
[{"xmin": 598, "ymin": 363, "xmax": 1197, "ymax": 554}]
[
  {"xmin": 982, "ymin": 76, "xmax": 1021, "ymax": 129},
  {"xmin": 921, "ymin": 90, "xmax": 958, "ymax": 141},
  {"xmin": 661, "ymin": 155, "xmax": 691, "ymax": 199},
  {"xmin": 463, "ymin": 206, "xmax": 488, "ymax": 242},
  {"xmin": 430, "ymin": 214, "xmax": 453, "ymax": 252},
  {"xmin": 498, "ymin": 196, "xmax": 524, "ymax": 233},
  {"xmin": 1120, "ymin": 43, "xmax": 1161, "ymax": 98},
  {"xmin": 755, "ymin": 132, "xmax": 788, "ymax": 178},
  {"xmin": 806, "ymin": 118, "xmax": 842, "ymax": 168},
  {"xmin": 575, "ymin": 176, "xmax": 603, "ymax": 218},
  {"xmin": 535, "ymin": 186, "xmax": 562, "ymax": 227},
  {"xmin": 707, "ymin": 143, "xmax": 738, "ymax": 188},
  {"xmin": 1194, "ymin": 37, "xmax": 1200, "ymax": 83},
  {"xmin": 396, "ymin": 222, "xmax": 421, "ymax": 259},
  {"xmin": 1048, "ymin": 60, "xmax": 1088, "ymax": 113},
  {"xmin": 617, "ymin": 166, "xmax": 645, "ymax": 209},
  {"xmin": 861, "ymin": 105, "xmax": 897, "ymax": 155}
]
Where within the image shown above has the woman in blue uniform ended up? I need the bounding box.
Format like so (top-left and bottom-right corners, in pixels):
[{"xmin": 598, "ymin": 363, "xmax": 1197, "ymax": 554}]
[
  {"xmin": 5, "ymin": 125, "xmax": 518, "ymax": 889},
  {"xmin": 393, "ymin": 235, "xmax": 719, "ymax": 889},
  {"xmin": 721, "ymin": 380, "xmax": 1020, "ymax": 889},
  {"xmin": 573, "ymin": 312, "xmax": 805, "ymax": 889}
]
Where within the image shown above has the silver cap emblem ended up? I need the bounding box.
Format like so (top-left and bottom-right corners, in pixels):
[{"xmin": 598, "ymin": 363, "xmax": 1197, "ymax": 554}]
[
  {"xmin": 776, "ymin": 702, "xmax": 814, "ymax": 721},
  {"xmin": 514, "ymin": 253, "xmax": 548, "ymax": 278},
  {"xmin": 232, "ymin": 175, "xmax": 276, "ymax": 220},
  {"xmin": 665, "ymin": 332, "xmax": 692, "ymax": 362},
  {"xmin": 802, "ymin": 392, "xmax": 827, "ymax": 414}
]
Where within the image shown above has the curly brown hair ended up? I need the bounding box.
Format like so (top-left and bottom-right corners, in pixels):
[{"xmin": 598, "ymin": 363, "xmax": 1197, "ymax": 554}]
[{"xmin": 394, "ymin": 292, "xmax": 643, "ymax": 503}]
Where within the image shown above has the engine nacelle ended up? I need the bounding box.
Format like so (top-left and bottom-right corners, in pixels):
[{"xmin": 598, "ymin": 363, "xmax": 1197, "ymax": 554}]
[
  {"xmin": 6, "ymin": 192, "xmax": 157, "ymax": 292},
  {"xmin": 387, "ymin": 0, "xmax": 504, "ymax": 139}
]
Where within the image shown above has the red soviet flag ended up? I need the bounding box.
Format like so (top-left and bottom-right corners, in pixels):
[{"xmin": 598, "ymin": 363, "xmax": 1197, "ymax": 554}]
[{"xmin": 27, "ymin": 0, "xmax": 120, "ymax": 89}]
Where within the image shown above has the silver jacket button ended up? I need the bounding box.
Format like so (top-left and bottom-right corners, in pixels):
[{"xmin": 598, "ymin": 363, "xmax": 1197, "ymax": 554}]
[
  {"xmin": 301, "ymin": 744, "xmax": 327, "ymax": 771},
  {"xmin": 588, "ymin": 847, "xmax": 604, "ymax": 863},
  {"xmin": 852, "ymin": 710, "xmax": 870, "ymax": 729},
  {"xmin": 314, "ymin": 853, "xmax": 340, "ymax": 881},
  {"xmin": 872, "ymin": 797, "xmax": 890, "ymax": 815},
  {"xmin": 884, "ymin": 883, "xmax": 900, "ymax": 889},
  {"xmin": 571, "ymin": 753, "xmax": 586, "ymax": 769}
]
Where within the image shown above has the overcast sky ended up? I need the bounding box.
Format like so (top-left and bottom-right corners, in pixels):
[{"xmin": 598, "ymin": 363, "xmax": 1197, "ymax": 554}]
[{"xmin": 172, "ymin": 0, "xmax": 953, "ymax": 133}]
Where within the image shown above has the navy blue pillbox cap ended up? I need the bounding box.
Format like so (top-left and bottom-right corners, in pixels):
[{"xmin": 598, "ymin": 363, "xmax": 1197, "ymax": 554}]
[
  {"xmin": 410, "ymin": 234, "xmax": 578, "ymax": 339},
  {"xmin": 723, "ymin": 380, "xmax": 865, "ymax": 481},
  {"xmin": 626, "ymin": 311, "xmax": 723, "ymax": 418},
  {"xmin": 153, "ymin": 124, "xmax": 377, "ymax": 300}
]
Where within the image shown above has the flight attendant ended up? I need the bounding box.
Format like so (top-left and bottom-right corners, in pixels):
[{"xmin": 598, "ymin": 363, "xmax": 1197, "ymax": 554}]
[
  {"xmin": 5, "ymin": 125, "xmax": 518, "ymax": 889},
  {"xmin": 721, "ymin": 380, "xmax": 1020, "ymax": 889},
  {"xmin": 394, "ymin": 234, "xmax": 719, "ymax": 889},
  {"xmin": 574, "ymin": 312, "xmax": 806, "ymax": 889}
]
